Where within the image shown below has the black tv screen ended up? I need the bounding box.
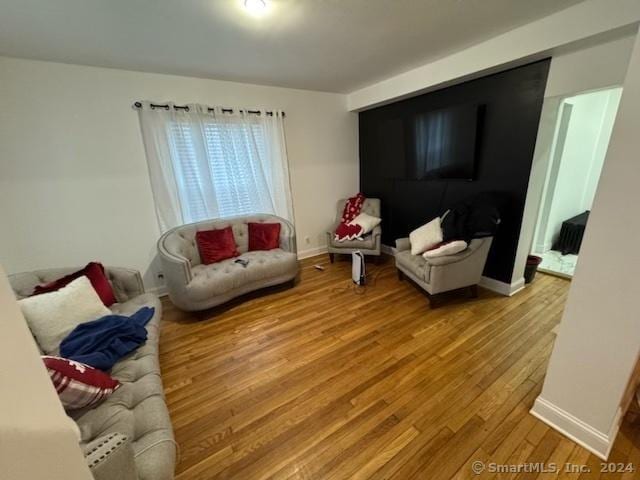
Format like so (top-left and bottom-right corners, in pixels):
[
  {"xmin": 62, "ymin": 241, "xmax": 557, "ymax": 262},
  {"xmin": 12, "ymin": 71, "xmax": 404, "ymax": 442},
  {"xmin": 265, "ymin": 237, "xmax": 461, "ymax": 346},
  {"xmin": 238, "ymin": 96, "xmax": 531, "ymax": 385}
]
[{"xmin": 409, "ymin": 104, "xmax": 482, "ymax": 180}]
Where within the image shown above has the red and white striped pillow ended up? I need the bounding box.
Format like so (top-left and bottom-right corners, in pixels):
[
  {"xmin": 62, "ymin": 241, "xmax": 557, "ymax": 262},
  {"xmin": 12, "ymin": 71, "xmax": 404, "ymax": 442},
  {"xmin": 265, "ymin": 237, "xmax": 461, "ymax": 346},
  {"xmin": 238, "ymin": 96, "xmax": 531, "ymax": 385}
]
[{"xmin": 42, "ymin": 356, "xmax": 120, "ymax": 410}]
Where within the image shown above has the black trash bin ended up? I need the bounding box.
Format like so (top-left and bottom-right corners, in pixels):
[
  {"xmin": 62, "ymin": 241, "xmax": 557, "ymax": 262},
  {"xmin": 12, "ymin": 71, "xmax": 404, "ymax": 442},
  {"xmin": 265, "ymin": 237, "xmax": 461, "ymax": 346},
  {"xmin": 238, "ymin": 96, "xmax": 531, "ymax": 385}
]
[{"xmin": 524, "ymin": 255, "xmax": 542, "ymax": 284}]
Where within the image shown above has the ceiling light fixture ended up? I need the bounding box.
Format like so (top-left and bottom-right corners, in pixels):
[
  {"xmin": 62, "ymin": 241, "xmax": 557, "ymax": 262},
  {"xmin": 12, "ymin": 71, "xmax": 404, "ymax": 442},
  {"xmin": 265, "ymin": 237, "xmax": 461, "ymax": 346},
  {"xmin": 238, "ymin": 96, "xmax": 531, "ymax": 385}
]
[{"xmin": 244, "ymin": 0, "xmax": 267, "ymax": 15}]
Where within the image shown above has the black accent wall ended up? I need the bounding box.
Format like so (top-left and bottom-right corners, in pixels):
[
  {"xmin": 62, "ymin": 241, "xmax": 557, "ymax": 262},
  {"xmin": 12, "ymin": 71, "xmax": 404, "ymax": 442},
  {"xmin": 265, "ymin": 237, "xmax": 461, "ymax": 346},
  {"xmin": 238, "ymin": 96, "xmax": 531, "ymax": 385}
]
[{"xmin": 359, "ymin": 59, "xmax": 550, "ymax": 283}]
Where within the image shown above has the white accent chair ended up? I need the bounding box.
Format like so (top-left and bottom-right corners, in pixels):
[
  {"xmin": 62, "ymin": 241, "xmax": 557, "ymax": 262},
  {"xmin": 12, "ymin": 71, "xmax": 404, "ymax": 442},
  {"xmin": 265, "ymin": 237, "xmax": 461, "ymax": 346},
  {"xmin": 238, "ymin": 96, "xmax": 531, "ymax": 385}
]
[
  {"xmin": 395, "ymin": 237, "xmax": 493, "ymax": 307},
  {"xmin": 326, "ymin": 198, "xmax": 382, "ymax": 263}
]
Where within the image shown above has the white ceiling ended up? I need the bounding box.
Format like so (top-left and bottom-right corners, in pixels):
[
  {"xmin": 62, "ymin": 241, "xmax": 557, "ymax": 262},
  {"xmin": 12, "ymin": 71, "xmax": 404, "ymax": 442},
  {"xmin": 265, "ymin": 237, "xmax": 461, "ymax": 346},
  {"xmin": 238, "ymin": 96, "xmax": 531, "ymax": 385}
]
[{"xmin": 0, "ymin": 0, "xmax": 585, "ymax": 93}]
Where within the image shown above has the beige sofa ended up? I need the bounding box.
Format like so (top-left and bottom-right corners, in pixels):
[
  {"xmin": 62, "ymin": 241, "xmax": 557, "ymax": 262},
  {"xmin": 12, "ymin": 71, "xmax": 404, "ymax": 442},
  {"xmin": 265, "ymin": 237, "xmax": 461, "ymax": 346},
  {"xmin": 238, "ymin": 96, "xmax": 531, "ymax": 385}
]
[
  {"xmin": 158, "ymin": 214, "xmax": 299, "ymax": 311},
  {"xmin": 395, "ymin": 237, "xmax": 493, "ymax": 305},
  {"xmin": 9, "ymin": 267, "xmax": 175, "ymax": 480}
]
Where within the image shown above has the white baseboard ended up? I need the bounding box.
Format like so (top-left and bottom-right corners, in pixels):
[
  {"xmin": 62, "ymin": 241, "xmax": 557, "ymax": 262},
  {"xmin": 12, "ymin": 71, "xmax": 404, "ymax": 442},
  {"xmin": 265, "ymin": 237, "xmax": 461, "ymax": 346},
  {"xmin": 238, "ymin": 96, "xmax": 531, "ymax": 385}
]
[
  {"xmin": 479, "ymin": 276, "xmax": 525, "ymax": 296},
  {"xmin": 381, "ymin": 244, "xmax": 394, "ymax": 255},
  {"xmin": 530, "ymin": 396, "xmax": 616, "ymax": 460},
  {"xmin": 297, "ymin": 245, "xmax": 328, "ymax": 260}
]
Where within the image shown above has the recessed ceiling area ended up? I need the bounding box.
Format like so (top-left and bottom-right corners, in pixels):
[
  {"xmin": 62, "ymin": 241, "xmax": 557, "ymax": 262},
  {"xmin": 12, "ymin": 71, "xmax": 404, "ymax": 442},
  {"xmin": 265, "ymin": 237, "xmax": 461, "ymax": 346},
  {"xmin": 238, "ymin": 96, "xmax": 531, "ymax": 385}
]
[{"xmin": 0, "ymin": 0, "xmax": 585, "ymax": 93}]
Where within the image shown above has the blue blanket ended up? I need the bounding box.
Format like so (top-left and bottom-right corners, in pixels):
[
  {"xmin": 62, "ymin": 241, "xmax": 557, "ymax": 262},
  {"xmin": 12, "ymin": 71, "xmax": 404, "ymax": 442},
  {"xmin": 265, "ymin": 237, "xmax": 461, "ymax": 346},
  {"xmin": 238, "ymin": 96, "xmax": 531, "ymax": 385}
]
[{"xmin": 60, "ymin": 307, "xmax": 155, "ymax": 370}]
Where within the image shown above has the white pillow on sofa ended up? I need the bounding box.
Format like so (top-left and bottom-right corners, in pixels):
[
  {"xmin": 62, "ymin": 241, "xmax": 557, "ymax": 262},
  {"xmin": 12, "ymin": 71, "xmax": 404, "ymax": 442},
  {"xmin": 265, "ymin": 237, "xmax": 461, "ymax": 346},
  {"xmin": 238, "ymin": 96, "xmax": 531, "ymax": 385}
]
[
  {"xmin": 18, "ymin": 276, "xmax": 111, "ymax": 355},
  {"xmin": 423, "ymin": 240, "xmax": 468, "ymax": 259},
  {"xmin": 409, "ymin": 217, "xmax": 443, "ymax": 255},
  {"xmin": 349, "ymin": 212, "xmax": 381, "ymax": 235}
]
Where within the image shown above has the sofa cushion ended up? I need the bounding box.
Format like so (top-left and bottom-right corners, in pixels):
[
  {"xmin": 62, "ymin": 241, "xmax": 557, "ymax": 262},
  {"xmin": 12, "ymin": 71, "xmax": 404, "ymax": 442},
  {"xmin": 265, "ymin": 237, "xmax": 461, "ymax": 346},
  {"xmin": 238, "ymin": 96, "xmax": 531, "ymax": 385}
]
[
  {"xmin": 33, "ymin": 262, "xmax": 117, "ymax": 307},
  {"xmin": 396, "ymin": 250, "xmax": 431, "ymax": 283},
  {"xmin": 43, "ymin": 355, "xmax": 120, "ymax": 410},
  {"xmin": 187, "ymin": 249, "xmax": 297, "ymax": 301},
  {"xmin": 196, "ymin": 226, "xmax": 240, "ymax": 264},
  {"xmin": 19, "ymin": 276, "xmax": 111, "ymax": 354},
  {"xmin": 248, "ymin": 222, "xmax": 281, "ymax": 251}
]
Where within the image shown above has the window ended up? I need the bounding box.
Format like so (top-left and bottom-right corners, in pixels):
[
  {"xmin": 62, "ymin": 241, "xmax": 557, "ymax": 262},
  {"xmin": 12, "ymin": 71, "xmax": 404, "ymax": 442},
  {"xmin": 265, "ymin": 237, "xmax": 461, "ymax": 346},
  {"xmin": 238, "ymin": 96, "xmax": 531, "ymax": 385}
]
[
  {"xmin": 137, "ymin": 102, "xmax": 292, "ymax": 231},
  {"xmin": 167, "ymin": 117, "xmax": 274, "ymax": 223}
]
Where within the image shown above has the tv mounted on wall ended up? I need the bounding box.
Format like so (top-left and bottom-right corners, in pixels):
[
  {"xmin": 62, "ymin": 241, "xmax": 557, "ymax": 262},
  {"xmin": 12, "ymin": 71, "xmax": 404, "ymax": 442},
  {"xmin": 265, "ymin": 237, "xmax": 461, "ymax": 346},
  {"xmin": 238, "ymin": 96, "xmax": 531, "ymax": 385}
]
[{"xmin": 408, "ymin": 103, "xmax": 484, "ymax": 181}]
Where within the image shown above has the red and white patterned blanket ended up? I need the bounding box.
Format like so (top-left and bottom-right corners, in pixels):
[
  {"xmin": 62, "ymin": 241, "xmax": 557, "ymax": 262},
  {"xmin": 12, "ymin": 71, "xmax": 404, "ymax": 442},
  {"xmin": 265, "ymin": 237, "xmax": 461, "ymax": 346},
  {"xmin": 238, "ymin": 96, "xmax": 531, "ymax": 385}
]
[{"xmin": 334, "ymin": 193, "xmax": 366, "ymax": 241}]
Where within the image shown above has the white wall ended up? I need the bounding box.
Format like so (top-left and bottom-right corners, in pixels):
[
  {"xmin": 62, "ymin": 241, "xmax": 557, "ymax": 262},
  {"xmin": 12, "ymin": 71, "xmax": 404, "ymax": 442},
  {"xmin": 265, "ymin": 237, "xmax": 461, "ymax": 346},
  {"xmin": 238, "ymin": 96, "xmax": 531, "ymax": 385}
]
[
  {"xmin": 512, "ymin": 34, "xmax": 633, "ymax": 283},
  {"xmin": 531, "ymin": 31, "xmax": 640, "ymax": 459},
  {"xmin": 0, "ymin": 57, "xmax": 358, "ymax": 290},
  {"xmin": 347, "ymin": 0, "xmax": 640, "ymax": 111},
  {"xmin": 545, "ymin": 35, "xmax": 635, "ymax": 98},
  {"xmin": 0, "ymin": 265, "xmax": 92, "ymax": 480},
  {"xmin": 533, "ymin": 88, "xmax": 622, "ymax": 252}
]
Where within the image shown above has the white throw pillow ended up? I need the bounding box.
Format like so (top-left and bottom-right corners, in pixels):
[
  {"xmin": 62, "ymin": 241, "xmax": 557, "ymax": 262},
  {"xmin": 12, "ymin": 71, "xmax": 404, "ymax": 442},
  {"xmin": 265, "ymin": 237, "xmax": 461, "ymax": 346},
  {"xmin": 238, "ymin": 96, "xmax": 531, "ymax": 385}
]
[
  {"xmin": 423, "ymin": 240, "xmax": 468, "ymax": 259},
  {"xmin": 349, "ymin": 212, "xmax": 381, "ymax": 235},
  {"xmin": 18, "ymin": 276, "xmax": 111, "ymax": 355},
  {"xmin": 409, "ymin": 217, "xmax": 443, "ymax": 255}
]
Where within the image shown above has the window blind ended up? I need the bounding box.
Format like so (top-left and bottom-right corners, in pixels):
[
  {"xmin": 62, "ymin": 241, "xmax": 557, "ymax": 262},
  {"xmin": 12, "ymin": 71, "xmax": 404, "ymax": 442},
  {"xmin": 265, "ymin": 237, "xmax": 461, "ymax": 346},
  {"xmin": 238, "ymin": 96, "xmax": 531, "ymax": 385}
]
[{"xmin": 168, "ymin": 118, "xmax": 274, "ymax": 223}]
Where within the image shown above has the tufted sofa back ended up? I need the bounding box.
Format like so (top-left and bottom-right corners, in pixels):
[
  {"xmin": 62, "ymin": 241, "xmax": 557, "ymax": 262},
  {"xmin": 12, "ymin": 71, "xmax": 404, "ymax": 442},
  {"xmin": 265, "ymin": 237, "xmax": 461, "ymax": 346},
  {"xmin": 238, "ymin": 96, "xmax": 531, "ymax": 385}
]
[
  {"xmin": 158, "ymin": 214, "xmax": 296, "ymax": 267},
  {"xmin": 334, "ymin": 198, "xmax": 381, "ymax": 222},
  {"xmin": 8, "ymin": 267, "xmax": 145, "ymax": 303}
]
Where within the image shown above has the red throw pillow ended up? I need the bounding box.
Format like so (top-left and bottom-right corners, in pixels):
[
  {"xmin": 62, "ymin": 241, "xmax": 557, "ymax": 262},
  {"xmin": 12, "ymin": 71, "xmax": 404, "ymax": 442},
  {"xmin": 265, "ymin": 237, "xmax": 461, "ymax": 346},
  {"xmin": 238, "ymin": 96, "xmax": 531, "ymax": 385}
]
[
  {"xmin": 196, "ymin": 226, "xmax": 240, "ymax": 264},
  {"xmin": 33, "ymin": 262, "xmax": 116, "ymax": 307},
  {"xmin": 42, "ymin": 356, "xmax": 120, "ymax": 410},
  {"xmin": 248, "ymin": 222, "xmax": 281, "ymax": 251}
]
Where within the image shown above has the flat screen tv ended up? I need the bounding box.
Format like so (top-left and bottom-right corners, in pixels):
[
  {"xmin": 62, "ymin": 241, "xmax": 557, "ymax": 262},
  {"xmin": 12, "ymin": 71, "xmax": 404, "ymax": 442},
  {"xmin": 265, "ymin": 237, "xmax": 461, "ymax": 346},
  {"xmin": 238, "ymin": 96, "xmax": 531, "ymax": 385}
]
[{"xmin": 409, "ymin": 103, "xmax": 483, "ymax": 180}]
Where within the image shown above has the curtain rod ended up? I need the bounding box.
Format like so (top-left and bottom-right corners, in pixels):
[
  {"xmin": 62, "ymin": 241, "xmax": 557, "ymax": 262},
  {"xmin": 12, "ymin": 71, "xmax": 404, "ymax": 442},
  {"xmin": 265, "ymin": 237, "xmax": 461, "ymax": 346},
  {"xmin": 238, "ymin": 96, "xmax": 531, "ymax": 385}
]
[{"xmin": 132, "ymin": 101, "xmax": 285, "ymax": 117}]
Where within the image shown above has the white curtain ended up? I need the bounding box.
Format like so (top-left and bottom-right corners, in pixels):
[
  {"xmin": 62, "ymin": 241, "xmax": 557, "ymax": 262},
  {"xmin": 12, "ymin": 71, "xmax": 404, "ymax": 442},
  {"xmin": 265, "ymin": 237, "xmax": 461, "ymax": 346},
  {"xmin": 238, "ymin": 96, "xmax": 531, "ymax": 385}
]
[{"xmin": 136, "ymin": 101, "xmax": 293, "ymax": 231}]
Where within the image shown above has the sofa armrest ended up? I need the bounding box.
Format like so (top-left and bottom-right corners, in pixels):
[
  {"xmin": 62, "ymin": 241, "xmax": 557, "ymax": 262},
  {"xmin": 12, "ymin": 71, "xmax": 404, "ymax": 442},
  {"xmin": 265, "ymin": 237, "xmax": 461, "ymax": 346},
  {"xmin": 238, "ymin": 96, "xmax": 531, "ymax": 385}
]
[
  {"xmin": 395, "ymin": 237, "xmax": 410, "ymax": 252},
  {"xmin": 106, "ymin": 268, "xmax": 145, "ymax": 303},
  {"xmin": 84, "ymin": 433, "xmax": 137, "ymax": 480},
  {"xmin": 159, "ymin": 250, "xmax": 192, "ymax": 286},
  {"xmin": 278, "ymin": 217, "xmax": 297, "ymax": 254},
  {"xmin": 157, "ymin": 233, "xmax": 193, "ymax": 286}
]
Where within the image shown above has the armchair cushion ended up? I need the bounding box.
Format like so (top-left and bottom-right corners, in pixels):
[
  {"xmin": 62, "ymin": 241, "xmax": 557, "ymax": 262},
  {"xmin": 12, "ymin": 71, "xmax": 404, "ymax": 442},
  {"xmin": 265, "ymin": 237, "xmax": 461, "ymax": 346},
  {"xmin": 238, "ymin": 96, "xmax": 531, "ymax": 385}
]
[
  {"xmin": 350, "ymin": 212, "xmax": 381, "ymax": 235},
  {"xmin": 329, "ymin": 232, "xmax": 377, "ymax": 250},
  {"xmin": 423, "ymin": 240, "xmax": 468, "ymax": 259},
  {"xmin": 423, "ymin": 238, "xmax": 487, "ymax": 266},
  {"xmin": 409, "ymin": 217, "xmax": 443, "ymax": 255}
]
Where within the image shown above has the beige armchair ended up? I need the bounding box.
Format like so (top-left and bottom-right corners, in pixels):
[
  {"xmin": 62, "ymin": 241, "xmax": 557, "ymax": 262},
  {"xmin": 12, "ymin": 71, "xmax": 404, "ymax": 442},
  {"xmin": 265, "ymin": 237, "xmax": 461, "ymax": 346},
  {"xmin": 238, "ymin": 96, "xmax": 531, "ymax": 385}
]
[
  {"xmin": 395, "ymin": 236, "xmax": 493, "ymax": 306},
  {"xmin": 326, "ymin": 198, "xmax": 382, "ymax": 262}
]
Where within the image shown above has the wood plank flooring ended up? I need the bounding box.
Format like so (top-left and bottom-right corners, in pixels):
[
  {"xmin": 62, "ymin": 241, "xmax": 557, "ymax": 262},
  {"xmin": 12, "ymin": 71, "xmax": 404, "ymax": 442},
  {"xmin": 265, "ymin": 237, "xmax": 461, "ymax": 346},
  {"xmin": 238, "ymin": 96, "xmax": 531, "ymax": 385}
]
[{"xmin": 159, "ymin": 255, "xmax": 640, "ymax": 479}]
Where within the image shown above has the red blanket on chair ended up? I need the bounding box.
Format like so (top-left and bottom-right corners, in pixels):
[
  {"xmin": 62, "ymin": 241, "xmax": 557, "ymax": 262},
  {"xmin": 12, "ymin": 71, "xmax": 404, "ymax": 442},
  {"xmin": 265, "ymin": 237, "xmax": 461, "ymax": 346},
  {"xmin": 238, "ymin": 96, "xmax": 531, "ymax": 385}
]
[{"xmin": 334, "ymin": 193, "xmax": 366, "ymax": 241}]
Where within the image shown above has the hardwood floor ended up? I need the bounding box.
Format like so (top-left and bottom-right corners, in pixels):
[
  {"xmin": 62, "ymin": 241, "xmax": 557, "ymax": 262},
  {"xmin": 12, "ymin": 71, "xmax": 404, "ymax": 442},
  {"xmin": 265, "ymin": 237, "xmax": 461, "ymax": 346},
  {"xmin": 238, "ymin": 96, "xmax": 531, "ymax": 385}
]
[{"xmin": 160, "ymin": 255, "xmax": 640, "ymax": 479}]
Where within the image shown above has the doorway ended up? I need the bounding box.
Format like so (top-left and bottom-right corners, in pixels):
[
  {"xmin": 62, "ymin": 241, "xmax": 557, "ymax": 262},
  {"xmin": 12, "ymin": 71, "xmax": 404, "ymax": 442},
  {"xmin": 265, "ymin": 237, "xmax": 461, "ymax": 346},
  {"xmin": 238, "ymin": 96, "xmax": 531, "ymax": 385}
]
[{"xmin": 532, "ymin": 87, "xmax": 622, "ymax": 278}]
